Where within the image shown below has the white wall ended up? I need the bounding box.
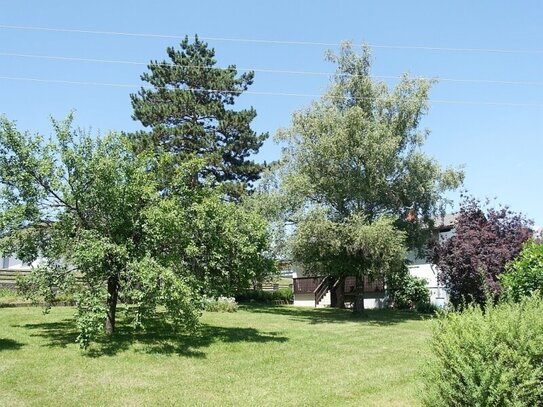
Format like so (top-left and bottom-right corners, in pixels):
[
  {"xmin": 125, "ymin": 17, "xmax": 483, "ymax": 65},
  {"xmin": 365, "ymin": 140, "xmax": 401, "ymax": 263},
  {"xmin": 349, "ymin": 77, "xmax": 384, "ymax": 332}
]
[
  {"xmin": 1, "ymin": 255, "xmax": 42, "ymax": 270},
  {"xmin": 408, "ymin": 263, "xmax": 448, "ymax": 307},
  {"xmin": 292, "ymin": 293, "xmax": 315, "ymax": 307},
  {"xmin": 358, "ymin": 294, "xmax": 387, "ymax": 309},
  {"xmin": 293, "ymin": 292, "xmax": 388, "ymax": 309},
  {"xmin": 2, "ymin": 256, "xmax": 28, "ymax": 270}
]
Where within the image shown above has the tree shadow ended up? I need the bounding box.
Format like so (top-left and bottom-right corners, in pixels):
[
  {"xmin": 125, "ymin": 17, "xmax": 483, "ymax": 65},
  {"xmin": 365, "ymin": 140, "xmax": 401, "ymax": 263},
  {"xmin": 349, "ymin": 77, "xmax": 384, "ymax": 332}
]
[
  {"xmin": 131, "ymin": 324, "xmax": 287, "ymax": 359},
  {"xmin": 241, "ymin": 304, "xmax": 431, "ymax": 326},
  {"xmin": 13, "ymin": 320, "xmax": 79, "ymax": 349},
  {"xmin": 16, "ymin": 318, "xmax": 288, "ymax": 358},
  {"xmin": 0, "ymin": 338, "xmax": 24, "ymax": 351}
]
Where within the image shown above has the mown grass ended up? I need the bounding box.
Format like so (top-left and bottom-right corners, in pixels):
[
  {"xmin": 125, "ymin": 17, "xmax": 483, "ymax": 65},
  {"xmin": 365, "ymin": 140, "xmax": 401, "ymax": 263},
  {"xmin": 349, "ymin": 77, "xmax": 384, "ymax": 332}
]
[{"xmin": 0, "ymin": 305, "xmax": 432, "ymax": 406}]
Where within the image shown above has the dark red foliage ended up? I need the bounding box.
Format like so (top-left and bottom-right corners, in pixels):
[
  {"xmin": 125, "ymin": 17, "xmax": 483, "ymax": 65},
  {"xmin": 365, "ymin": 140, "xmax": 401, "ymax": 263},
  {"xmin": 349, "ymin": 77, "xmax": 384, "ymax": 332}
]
[{"xmin": 430, "ymin": 195, "xmax": 533, "ymax": 305}]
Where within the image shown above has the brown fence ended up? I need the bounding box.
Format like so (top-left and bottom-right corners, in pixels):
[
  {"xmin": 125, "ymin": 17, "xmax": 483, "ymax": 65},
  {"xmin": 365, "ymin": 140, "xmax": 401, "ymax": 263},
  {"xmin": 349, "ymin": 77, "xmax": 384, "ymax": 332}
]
[
  {"xmin": 293, "ymin": 275, "xmax": 385, "ymax": 295},
  {"xmin": 0, "ymin": 269, "xmax": 31, "ymax": 288},
  {"xmin": 293, "ymin": 277, "xmax": 324, "ymax": 294},
  {"xmin": 343, "ymin": 276, "xmax": 385, "ymax": 293},
  {"xmin": 260, "ymin": 283, "xmax": 292, "ymax": 292},
  {"xmin": 0, "ymin": 269, "xmax": 87, "ymax": 289}
]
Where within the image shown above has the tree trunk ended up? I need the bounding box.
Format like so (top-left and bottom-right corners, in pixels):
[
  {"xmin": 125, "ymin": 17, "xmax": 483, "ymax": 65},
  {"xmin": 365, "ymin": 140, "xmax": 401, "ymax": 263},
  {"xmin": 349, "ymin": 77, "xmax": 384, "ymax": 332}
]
[
  {"xmin": 335, "ymin": 277, "xmax": 346, "ymax": 309},
  {"xmin": 353, "ymin": 275, "xmax": 365, "ymax": 314},
  {"xmin": 104, "ymin": 275, "xmax": 118, "ymax": 335}
]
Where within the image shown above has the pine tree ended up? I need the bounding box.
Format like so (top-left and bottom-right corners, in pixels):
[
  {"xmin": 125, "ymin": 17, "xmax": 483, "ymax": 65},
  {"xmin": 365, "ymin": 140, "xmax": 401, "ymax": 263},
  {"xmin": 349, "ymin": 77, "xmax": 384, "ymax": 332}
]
[{"xmin": 130, "ymin": 35, "xmax": 268, "ymax": 196}]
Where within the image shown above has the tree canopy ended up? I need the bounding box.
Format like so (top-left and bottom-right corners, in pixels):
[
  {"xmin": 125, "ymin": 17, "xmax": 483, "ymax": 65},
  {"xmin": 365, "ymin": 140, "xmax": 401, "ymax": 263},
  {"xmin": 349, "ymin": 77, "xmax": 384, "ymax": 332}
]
[
  {"xmin": 0, "ymin": 115, "xmax": 274, "ymax": 346},
  {"xmin": 268, "ymin": 43, "xmax": 464, "ymax": 311},
  {"xmin": 501, "ymin": 239, "xmax": 543, "ymax": 302},
  {"xmin": 130, "ymin": 35, "xmax": 268, "ymax": 197},
  {"xmin": 430, "ymin": 195, "xmax": 533, "ymax": 306}
]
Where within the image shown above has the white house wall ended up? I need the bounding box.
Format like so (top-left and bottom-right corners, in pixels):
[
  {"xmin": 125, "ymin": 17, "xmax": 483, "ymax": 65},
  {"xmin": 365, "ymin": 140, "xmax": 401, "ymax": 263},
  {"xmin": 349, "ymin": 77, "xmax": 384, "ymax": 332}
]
[
  {"xmin": 408, "ymin": 263, "xmax": 449, "ymax": 307},
  {"xmin": 291, "ymin": 293, "xmax": 315, "ymax": 307},
  {"xmin": 1, "ymin": 255, "xmax": 38, "ymax": 270}
]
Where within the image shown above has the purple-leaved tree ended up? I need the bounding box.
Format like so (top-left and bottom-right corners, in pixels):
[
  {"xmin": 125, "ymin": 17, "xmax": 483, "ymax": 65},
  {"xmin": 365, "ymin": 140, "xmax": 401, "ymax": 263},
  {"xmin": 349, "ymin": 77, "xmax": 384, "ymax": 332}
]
[{"xmin": 430, "ymin": 195, "xmax": 533, "ymax": 306}]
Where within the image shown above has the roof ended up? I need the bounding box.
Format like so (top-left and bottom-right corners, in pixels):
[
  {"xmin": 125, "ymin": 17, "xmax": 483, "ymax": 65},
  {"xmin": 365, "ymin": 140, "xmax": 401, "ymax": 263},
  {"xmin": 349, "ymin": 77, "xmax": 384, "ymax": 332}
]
[{"xmin": 433, "ymin": 213, "xmax": 456, "ymax": 231}]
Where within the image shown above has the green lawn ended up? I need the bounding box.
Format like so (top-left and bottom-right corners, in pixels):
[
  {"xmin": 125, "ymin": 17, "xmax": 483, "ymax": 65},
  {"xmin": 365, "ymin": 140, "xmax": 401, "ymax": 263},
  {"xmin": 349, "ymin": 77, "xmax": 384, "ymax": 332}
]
[{"xmin": 0, "ymin": 304, "xmax": 432, "ymax": 406}]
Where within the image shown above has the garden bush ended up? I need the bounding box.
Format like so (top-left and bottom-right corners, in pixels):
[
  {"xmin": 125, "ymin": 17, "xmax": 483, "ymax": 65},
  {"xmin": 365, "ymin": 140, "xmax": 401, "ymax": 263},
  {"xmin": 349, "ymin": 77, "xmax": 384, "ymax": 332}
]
[
  {"xmin": 423, "ymin": 296, "xmax": 543, "ymax": 406},
  {"xmin": 388, "ymin": 268, "xmax": 430, "ymax": 309},
  {"xmin": 271, "ymin": 288, "xmax": 293, "ymax": 302},
  {"xmin": 415, "ymin": 301, "xmax": 438, "ymax": 314},
  {"xmin": 202, "ymin": 296, "xmax": 238, "ymax": 312},
  {"xmin": 235, "ymin": 288, "xmax": 293, "ymax": 304},
  {"xmin": 500, "ymin": 239, "xmax": 543, "ymax": 302}
]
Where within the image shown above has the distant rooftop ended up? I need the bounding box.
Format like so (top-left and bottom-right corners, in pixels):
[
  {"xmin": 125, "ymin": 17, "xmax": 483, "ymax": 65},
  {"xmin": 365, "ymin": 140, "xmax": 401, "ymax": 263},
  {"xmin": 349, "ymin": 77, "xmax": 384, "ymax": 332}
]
[{"xmin": 433, "ymin": 213, "xmax": 456, "ymax": 230}]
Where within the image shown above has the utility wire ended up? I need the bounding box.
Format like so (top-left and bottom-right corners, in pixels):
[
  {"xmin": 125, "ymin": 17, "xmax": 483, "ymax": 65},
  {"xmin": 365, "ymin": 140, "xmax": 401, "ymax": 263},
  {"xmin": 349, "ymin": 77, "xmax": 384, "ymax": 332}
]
[
  {"xmin": 1, "ymin": 52, "xmax": 542, "ymax": 87},
  {"xmin": 1, "ymin": 24, "xmax": 543, "ymax": 55},
  {"xmin": 1, "ymin": 75, "xmax": 542, "ymax": 108},
  {"xmin": 0, "ymin": 76, "xmax": 137, "ymax": 88}
]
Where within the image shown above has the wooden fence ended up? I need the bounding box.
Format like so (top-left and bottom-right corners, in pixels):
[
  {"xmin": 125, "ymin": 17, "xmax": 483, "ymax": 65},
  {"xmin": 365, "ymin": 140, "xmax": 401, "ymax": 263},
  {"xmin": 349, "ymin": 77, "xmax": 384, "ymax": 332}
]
[
  {"xmin": 0, "ymin": 269, "xmax": 31, "ymax": 288},
  {"xmin": 260, "ymin": 282, "xmax": 293, "ymax": 291},
  {"xmin": 293, "ymin": 276, "xmax": 385, "ymax": 294}
]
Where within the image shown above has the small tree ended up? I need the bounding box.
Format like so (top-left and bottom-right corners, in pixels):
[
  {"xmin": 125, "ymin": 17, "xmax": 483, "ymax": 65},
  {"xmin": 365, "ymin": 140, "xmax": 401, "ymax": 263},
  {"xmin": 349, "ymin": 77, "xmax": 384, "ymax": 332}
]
[
  {"xmin": 0, "ymin": 115, "xmax": 274, "ymax": 346},
  {"xmin": 430, "ymin": 195, "xmax": 532, "ymax": 306},
  {"xmin": 291, "ymin": 212, "xmax": 407, "ymax": 311},
  {"xmin": 130, "ymin": 35, "xmax": 268, "ymax": 197},
  {"xmin": 500, "ymin": 239, "xmax": 543, "ymax": 302}
]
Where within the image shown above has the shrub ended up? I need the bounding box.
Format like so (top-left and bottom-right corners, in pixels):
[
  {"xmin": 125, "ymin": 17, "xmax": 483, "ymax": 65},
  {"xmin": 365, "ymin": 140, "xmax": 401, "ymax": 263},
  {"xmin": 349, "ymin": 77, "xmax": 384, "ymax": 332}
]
[
  {"xmin": 0, "ymin": 286, "xmax": 74, "ymax": 306},
  {"xmin": 235, "ymin": 288, "xmax": 293, "ymax": 304},
  {"xmin": 202, "ymin": 296, "xmax": 238, "ymax": 312},
  {"xmin": 388, "ymin": 268, "xmax": 430, "ymax": 309},
  {"xmin": 415, "ymin": 301, "xmax": 438, "ymax": 314},
  {"xmin": 0, "ymin": 287, "xmax": 14, "ymax": 297},
  {"xmin": 0, "ymin": 287, "xmax": 26, "ymax": 305},
  {"xmin": 235, "ymin": 290, "xmax": 270, "ymax": 303},
  {"xmin": 272, "ymin": 288, "xmax": 293, "ymax": 302},
  {"xmin": 500, "ymin": 239, "xmax": 543, "ymax": 302},
  {"xmin": 423, "ymin": 296, "xmax": 543, "ymax": 406}
]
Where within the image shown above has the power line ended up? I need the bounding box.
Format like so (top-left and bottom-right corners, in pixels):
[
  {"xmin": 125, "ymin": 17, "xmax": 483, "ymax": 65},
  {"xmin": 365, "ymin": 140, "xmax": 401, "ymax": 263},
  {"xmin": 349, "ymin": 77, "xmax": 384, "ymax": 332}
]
[
  {"xmin": 1, "ymin": 75, "xmax": 542, "ymax": 108},
  {"xmin": 0, "ymin": 76, "xmax": 136, "ymax": 88},
  {"xmin": 1, "ymin": 24, "xmax": 543, "ymax": 55},
  {"xmin": 1, "ymin": 52, "xmax": 542, "ymax": 87},
  {"xmin": 0, "ymin": 52, "xmax": 148, "ymax": 66}
]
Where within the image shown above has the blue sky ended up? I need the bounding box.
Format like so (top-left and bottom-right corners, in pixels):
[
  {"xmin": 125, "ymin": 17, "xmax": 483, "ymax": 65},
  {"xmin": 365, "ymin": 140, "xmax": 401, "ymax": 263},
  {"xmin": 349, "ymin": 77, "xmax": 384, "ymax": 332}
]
[{"xmin": 0, "ymin": 1, "xmax": 541, "ymax": 225}]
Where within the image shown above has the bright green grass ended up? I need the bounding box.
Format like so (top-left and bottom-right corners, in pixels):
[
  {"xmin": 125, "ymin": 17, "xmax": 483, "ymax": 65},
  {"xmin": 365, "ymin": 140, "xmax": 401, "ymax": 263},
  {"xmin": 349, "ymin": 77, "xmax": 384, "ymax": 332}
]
[{"xmin": 0, "ymin": 305, "xmax": 432, "ymax": 406}]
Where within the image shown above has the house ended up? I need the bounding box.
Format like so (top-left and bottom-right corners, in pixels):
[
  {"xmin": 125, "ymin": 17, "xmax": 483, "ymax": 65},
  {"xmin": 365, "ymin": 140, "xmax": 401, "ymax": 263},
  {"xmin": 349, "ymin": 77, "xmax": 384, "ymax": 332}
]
[{"xmin": 292, "ymin": 215, "xmax": 455, "ymax": 308}]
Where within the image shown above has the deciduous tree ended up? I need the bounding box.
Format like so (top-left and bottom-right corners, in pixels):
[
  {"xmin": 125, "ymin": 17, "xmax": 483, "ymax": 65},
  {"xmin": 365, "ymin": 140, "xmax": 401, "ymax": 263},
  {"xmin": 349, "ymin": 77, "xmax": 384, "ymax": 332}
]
[
  {"xmin": 430, "ymin": 195, "xmax": 532, "ymax": 306},
  {"xmin": 0, "ymin": 114, "xmax": 274, "ymax": 346},
  {"xmin": 272, "ymin": 43, "xmax": 463, "ymax": 311}
]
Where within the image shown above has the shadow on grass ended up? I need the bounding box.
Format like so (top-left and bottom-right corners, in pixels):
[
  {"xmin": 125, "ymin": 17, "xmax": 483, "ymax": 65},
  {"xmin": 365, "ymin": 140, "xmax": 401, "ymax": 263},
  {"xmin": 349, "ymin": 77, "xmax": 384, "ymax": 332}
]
[
  {"xmin": 240, "ymin": 303, "xmax": 430, "ymax": 326},
  {"xmin": 16, "ymin": 318, "xmax": 288, "ymax": 358},
  {"xmin": 0, "ymin": 338, "xmax": 24, "ymax": 351}
]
